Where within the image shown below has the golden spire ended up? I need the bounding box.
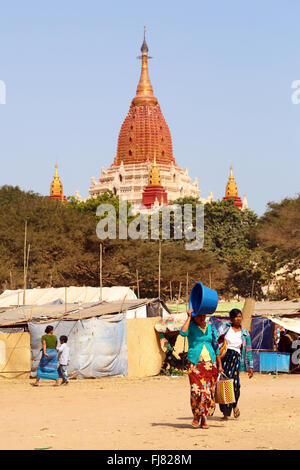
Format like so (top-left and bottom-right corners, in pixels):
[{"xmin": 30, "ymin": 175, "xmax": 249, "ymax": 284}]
[
  {"xmin": 132, "ymin": 27, "xmax": 158, "ymax": 106},
  {"xmin": 50, "ymin": 163, "xmax": 64, "ymax": 197},
  {"xmin": 149, "ymin": 154, "xmax": 161, "ymax": 185},
  {"xmin": 225, "ymin": 164, "xmax": 239, "ymax": 197}
]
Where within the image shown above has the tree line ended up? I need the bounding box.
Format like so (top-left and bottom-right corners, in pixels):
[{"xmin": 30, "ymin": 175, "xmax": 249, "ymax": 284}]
[{"xmin": 0, "ymin": 185, "xmax": 299, "ymax": 300}]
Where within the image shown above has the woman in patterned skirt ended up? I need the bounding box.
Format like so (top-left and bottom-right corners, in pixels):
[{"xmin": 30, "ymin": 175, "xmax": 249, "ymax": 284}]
[
  {"xmin": 180, "ymin": 309, "xmax": 223, "ymax": 429},
  {"xmin": 218, "ymin": 309, "xmax": 254, "ymax": 419}
]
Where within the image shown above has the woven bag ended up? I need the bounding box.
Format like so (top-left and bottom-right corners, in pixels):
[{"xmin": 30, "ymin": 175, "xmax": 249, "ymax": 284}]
[{"xmin": 215, "ymin": 373, "xmax": 235, "ymax": 404}]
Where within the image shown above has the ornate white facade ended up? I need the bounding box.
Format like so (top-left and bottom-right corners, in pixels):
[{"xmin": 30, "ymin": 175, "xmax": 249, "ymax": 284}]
[{"xmin": 87, "ymin": 160, "xmax": 213, "ymax": 207}]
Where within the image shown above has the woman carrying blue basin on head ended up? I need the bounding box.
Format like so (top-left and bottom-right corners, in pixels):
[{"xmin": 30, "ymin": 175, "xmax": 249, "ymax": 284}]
[{"xmin": 180, "ymin": 282, "xmax": 223, "ymax": 429}]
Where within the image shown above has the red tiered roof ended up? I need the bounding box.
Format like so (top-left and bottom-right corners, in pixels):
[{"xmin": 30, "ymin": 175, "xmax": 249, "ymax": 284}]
[
  {"xmin": 141, "ymin": 184, "xmax": 168, "ymax": 209},
  {"xmin": 222, "ymin": 195, "xmax": 243, "ymax": 209}
]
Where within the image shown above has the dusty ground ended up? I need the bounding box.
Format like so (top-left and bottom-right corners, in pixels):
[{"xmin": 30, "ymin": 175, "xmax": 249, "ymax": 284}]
[{"xmin": 0, "ymin": 372, "xmax": 299, "ymax": 450}]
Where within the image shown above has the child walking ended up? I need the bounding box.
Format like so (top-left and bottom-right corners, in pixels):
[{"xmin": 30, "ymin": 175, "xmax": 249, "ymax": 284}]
[{"xmin": 57, "ymin": 336, "xmax": 70, "ymax": 385}]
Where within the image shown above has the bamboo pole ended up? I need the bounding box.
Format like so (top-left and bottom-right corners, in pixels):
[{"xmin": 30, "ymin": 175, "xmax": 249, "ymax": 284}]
[
  {"xmin": 100, "ymin": 243, "xmax": 103, "ymax": 301},
  {"xmin": 23, "ymin": 220, "xmax": 27, "ymax": 305},
  {"xmin": 136, "ymin": 269, "xmax": 140, "ymax": 299},
  {"xmin": 26, "ymin": 244, "xmax": 30, "ymax": 281},
  {"xmin": 178, "ymin": 281, "xmax": 182, "ymax": 301},
  {"xmin": 65, "ymin": 286, "xmax": 67, "ymax": 314},
  {"xmin": 158, "ymin": 239, "xmax": 161, "ymax": 299},
  {"xmin": 186, "ymin": 272, "xmax": 189, "ymax": 310}
]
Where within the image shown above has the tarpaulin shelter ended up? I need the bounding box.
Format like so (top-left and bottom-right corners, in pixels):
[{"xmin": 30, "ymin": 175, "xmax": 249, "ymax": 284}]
[{"xmin": 0, "ymin": 295, "xmax": 170, "ymax": 379}]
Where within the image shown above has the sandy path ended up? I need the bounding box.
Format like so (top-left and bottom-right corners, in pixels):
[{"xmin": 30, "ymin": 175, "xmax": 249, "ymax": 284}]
[{"xmin": 0, "ymin": 373, "xmax": 299, "ymax": 450}]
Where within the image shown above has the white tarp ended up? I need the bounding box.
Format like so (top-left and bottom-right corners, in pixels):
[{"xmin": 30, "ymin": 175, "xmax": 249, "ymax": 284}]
[
  {"xmin": 0, "ymin": 286, "xmax": 137, "ymax": 308},
  {"xmin": 28, "ymin": 314, "xmax": 128, "ymax": 378},
  {"xmin": 268, "ymin": 316, "xmax": 300, "ymax": 335}
]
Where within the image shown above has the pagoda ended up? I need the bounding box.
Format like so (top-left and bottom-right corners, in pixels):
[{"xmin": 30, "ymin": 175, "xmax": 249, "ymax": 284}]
[
  {"xmin": 222, "ymin": 165, "xmax": 247, "ymax": 210},
  {"xmin": 87, "ymin": 30, "xmax": 213, "ymax": 208},
  {"xmin": 50, "ymin": 164, "xmax": 67, "ymax": 202},
  {"xmin": 141, "ymin": 155, "xmax": 168, "ymax": 209}
]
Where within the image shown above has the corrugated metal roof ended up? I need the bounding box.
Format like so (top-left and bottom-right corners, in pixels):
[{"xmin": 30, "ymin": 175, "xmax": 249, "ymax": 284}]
[
  {"xmin": 0, "ymin": 299, "xmax": 159, "ymax": 327},
  {"xmin": 253, "ymin": 301, "xmax": 300, "ymax": 316}
]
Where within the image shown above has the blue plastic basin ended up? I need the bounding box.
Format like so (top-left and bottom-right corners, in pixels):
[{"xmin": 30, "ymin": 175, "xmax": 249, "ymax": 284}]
[{"xmin": 188, "ymin": 282, "xmax": 218, "ymax": 316}]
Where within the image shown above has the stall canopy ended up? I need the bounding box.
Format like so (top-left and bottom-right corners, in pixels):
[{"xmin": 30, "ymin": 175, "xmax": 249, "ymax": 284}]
[
  {"xmin": 267, "ymin": 316, "xmax": 300, "ymax": 335},
  {"xmin": 0, "ymin": 298, "xmax": 168, "ymax": 327}
]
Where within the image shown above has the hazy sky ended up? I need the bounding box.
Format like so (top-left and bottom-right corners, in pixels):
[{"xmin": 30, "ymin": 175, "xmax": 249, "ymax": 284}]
[{"xmin": 0, "ymin": 0, "xmax": 299, "ymax": 215}]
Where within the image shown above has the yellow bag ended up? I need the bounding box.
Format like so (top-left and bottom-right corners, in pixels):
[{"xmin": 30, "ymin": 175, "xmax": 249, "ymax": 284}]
[{"xmin": 215, "ymin": 374, "xmax": 235, "ymax": 404}]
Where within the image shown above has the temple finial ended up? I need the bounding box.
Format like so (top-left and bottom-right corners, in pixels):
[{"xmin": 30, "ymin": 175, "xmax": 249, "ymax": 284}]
[
  {"xmin": 54, "ymin": 163, "xmax": 59, "ymax": 177},
  {"xmin": 141, "ymin": 26, "xmax": 149, "ymax": 55},
  {"xmin": 133, "ymin": 28, "xmax": 157, "ymax": 106}
]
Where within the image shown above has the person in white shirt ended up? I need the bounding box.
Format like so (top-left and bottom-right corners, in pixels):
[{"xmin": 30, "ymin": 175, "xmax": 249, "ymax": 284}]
[
  {"xmin": 218, "ymin": 309, "xmax": 253, "ymax": 420},
  {"xmin": 57, "ymin": 336, "xmax": 70, "ymax": 385}
]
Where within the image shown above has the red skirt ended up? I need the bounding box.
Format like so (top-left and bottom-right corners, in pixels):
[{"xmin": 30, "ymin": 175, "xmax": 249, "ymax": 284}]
[{"xmin": 187, "ymin": 359, "xmax": 218, "ymax": 419}]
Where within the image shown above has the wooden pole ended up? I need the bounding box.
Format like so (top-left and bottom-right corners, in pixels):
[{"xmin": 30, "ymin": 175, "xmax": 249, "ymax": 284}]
[
  {"xmin": 169, "ymin": 281, "xmax": 172, "ymax": 301},
  {"xmin": 9, "ymin": 270, "xmax": 13, "ymax": 290},
  {"xmin": 178, "ymin": 281, "xmax": 182, "ymax": 302},
  {"xmin": 26, "ymin": 244, "xmax": 30, "ymax": 282},
  {"xmin": 186, "ymin": 272, "xmax": 189, "ymax": 310},
  {"xmin": 136, "ymin": 269, "xmax": 140, "ymax": 299},
  {"xmin": 158, "ymin": 239, "xmax": 161, "ymax": 299},
  {"xmin": 209, "ymin": 272, "xmax": 212, "ymax": 289},
  {"xmin": 100, "ymin": 243, "xmax": 103, "ymax": 301},
  {"xmin": 65, "ymin": 286, "xmax": 67, "ymax": 314},
  {"xmin": 23, "ymin": 220, "xmax": 27, "ymax": 305}
]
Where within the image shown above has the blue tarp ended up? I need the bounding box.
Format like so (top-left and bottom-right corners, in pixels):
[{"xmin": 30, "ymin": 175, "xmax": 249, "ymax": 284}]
[
  {"xmin": 29, "ymin": 313, "xmax": 128, "ymax": 379},
  {"xmin": 209, "ymin": 316, "xmax": 274, "ymax": 350},
  {"xmin": 250, "ymin": 317, "xmax": 274, "ymax": 350}
]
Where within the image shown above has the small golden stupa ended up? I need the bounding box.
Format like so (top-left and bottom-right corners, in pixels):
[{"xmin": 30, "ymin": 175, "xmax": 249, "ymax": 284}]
[
  {"xmin": 222, "ymin": 165, "xmax": 242, "ymax": 209},
  {"xmin": 50, "ymin": 164, "xmax": 67, "ymax": 202}
]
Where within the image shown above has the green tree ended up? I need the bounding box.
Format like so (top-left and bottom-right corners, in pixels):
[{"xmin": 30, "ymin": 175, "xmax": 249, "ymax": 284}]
[{"xmin": 256, "ymin": 195, "xmax": 300, "ymax": 263}]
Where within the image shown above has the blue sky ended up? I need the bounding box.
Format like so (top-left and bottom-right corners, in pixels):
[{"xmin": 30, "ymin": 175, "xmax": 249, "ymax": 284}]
[{"xmin": 0, "ymin": 0, "xmax": 299, "ymax": 215}]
